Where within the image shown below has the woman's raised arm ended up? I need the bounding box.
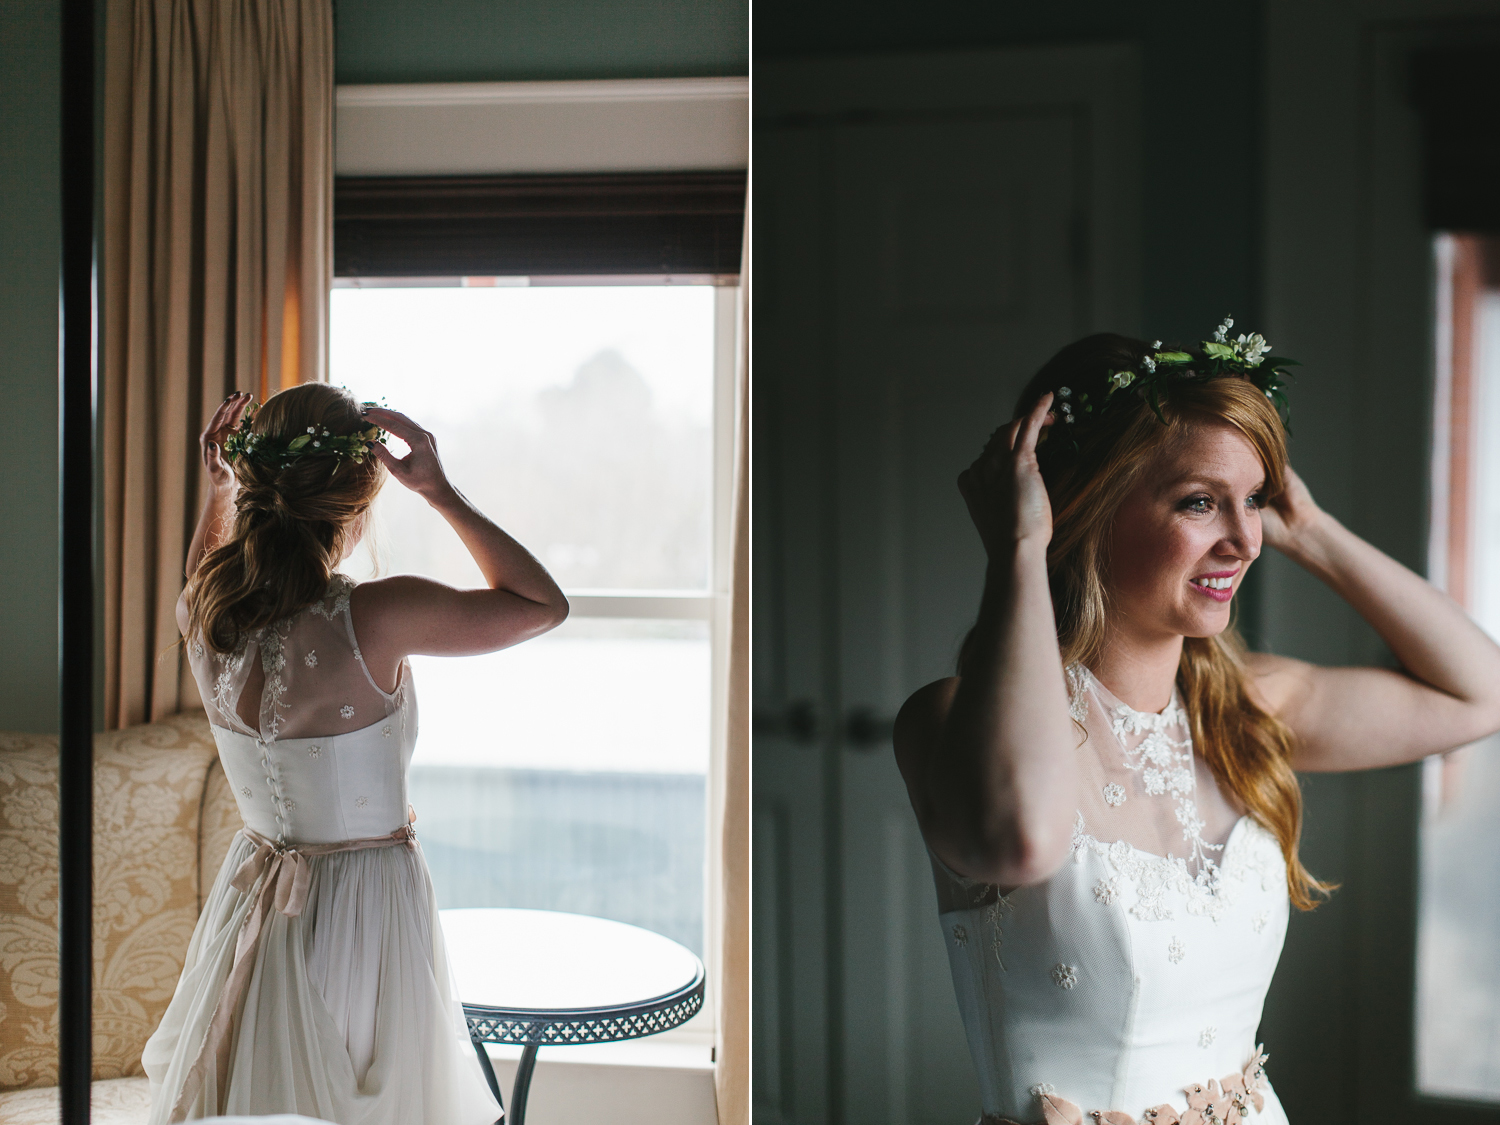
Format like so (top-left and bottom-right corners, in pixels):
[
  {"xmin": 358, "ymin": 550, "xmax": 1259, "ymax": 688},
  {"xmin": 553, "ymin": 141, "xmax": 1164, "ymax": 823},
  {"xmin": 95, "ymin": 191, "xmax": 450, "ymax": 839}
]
[
  {"xmin": 176, "ymin": 392, "xmax": 254, "ymax": 634},
  {"xmin": 893, "ymin": 394, "xmax": 1080, "ymax": 887},
  {"xmin": 1249, "ymin": 468, "xmax": 1500, "ymax": 771},
  {"xmin": 351, "ymin": 408, "xmax": 569, "ymax": 688}
]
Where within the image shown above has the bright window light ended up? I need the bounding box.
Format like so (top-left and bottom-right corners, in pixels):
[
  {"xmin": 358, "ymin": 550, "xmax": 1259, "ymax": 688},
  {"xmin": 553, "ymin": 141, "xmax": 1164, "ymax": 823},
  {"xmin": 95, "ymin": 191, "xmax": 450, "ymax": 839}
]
[{"xmin": 331, "ymin": 283, "xmax": 718, "ymax": 955}]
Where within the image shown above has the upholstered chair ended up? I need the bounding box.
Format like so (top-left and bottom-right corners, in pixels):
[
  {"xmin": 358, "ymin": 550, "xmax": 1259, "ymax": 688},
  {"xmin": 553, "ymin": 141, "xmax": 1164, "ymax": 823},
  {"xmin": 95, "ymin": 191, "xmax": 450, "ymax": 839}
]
[{"xmin": 0, "ymin": 711, "xmax": 240, "ymax": 1124}]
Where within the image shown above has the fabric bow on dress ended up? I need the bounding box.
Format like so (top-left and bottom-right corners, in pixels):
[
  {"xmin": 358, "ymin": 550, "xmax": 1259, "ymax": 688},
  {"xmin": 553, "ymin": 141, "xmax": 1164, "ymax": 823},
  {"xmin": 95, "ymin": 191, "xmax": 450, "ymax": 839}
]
[{"xmin": 167, "ymin": 824, "xmax": 419, "ymax": 1123}]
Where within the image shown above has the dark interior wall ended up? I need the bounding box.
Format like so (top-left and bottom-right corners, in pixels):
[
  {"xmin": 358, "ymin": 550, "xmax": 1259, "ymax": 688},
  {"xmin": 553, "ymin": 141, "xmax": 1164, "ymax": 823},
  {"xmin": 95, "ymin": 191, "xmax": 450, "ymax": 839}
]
[
  {"xmin": 0, "ymin": 0, "xmax": 61, "ymax": 732},
  {"xmin": 755, "ymin": 0, "xmax": 1264, "ymax": 345},
  {"xmin": 334, "ymin": 0, "xmax": 749, "ymax": 84}
]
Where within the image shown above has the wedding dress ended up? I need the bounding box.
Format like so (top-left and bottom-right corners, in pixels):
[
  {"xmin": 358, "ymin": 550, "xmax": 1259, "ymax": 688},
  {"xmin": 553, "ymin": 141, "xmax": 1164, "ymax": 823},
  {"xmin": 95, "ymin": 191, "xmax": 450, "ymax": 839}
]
[
  {"xmin": 931, "ymin": 667, "xmax": 1290, "ymax": 1125},
  {"xmin": 143, "ymin": 575, "xmax": 500, "ymax": 1125}
]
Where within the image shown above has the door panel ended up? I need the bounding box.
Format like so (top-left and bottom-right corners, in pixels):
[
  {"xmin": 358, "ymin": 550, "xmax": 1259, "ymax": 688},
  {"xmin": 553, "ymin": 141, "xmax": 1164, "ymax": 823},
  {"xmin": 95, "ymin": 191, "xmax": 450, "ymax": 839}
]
[
  {"xmin": 833, "ymin": 113, "xmax": 1084, "ymax": 1125},
  {"xmin": 754, "ymin": 47, "xmax": 1139, "ymax": 1125}
]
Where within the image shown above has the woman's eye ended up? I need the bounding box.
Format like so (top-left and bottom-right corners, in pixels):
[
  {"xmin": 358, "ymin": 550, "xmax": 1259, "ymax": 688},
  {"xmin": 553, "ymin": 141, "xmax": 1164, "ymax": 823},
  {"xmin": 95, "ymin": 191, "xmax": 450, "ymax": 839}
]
[
  {"xmin": 1248, "ymin": 492, "xmax": 1267, "ymax": 510},
  {"xmin": 1182, "ymin": 495, "xmax": 1213, "ymax": 513}
]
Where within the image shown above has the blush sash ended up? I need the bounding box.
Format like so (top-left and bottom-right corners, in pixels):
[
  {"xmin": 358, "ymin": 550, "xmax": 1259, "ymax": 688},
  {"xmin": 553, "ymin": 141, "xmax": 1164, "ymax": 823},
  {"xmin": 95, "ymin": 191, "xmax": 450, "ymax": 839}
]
[{"xmin": 168, "ymin": 822, "xmax": 419, "ymax": 1123}]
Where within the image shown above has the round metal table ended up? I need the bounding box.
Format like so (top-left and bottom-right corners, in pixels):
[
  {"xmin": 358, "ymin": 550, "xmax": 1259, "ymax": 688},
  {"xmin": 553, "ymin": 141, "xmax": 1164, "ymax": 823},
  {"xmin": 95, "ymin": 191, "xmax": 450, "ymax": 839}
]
[{"xmin": 440, "ymin": 908, "xmax": 706, "ymax": 1125}]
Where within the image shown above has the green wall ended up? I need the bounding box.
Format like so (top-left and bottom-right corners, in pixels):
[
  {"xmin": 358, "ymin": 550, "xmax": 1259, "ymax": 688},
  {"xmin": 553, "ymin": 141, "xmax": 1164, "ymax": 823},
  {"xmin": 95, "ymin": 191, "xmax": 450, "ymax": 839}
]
[
  {"xmin": 755, "ymin": 0, "xmax": 1264, "ymax": 350},
  {"xmin": 334, "ymin": 0, "xmax": 749, "ymax": 84},
  {"xmin": 0, "ymin": 0, "xmax": 61, "ymax": 733}
]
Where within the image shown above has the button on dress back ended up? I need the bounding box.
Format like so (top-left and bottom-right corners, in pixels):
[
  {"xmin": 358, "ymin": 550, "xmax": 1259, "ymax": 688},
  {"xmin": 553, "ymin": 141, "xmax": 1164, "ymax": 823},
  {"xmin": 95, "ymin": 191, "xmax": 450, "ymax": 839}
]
[
  {"xmin": 149, "ymin": 576, "xmax": 498, "ymax": 1124},
  {"xmin": 186, "ymin": 575, "xmax": 417, "ymax": 844}
]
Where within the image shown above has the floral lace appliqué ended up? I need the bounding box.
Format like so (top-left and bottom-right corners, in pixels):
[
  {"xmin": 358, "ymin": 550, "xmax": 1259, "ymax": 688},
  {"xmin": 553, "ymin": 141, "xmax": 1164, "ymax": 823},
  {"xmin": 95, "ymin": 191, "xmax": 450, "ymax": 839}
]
[
  {"xmin": 1105, "ymin": 688, "xmax": 1222, "ymax": 876},
  {"xmin": 307, "ymin": 575, "xmax": 355, "ymax": 622},
  {"xmin": 1066, "ymin": 664, "xmax": 1090, "ymax": 723},
  {"xmin": 258, "ymin": 620, "xmax": 294, "ymax": 741}
]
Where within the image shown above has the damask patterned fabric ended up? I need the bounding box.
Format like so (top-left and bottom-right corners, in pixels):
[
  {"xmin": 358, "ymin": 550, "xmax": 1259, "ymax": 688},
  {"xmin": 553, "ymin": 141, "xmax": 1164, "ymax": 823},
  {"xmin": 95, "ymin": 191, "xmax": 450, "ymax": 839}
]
[
  {"xmin": 0, "ymin": 1076, "xmax": 153, "ymax": 1123},
  {"xmin": 0, "ymin": 1076, "xmax": 333, "ymax": 1124},
  {"xmin": 0, "ymin": 710, "xmax": 237, "ymax": 1091}
]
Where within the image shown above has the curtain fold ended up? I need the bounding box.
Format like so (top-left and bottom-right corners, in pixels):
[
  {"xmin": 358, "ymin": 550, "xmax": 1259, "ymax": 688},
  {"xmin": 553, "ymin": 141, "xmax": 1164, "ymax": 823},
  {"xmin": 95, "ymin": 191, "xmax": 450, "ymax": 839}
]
[
  {"xmin": 102, "ymin": 0, "xmax": 333, "ymax": 729},
  {"xmin": 714, "ymin": 200, "xmax": 750, "ymax": 1125}
]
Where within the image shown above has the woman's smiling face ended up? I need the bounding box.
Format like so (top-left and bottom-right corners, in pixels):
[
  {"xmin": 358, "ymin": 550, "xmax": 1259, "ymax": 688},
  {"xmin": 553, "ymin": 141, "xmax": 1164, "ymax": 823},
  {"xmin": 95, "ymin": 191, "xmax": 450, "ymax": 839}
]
[{"xmin": 1106, "ymin": 421, "xmax": 1267, "ymax": 643}]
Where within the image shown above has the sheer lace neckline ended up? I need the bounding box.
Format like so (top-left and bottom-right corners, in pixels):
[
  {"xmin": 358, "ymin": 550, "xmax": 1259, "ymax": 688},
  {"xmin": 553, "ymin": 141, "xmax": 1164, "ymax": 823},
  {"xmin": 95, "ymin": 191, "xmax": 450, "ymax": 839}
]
[
  {"xmin": 1077, "ymin": 666, "xmax": 1185, "ymax": 726},
  {"xmin": 1067, "ymin": 662, "xmax": 1226, "ymax": 884}
]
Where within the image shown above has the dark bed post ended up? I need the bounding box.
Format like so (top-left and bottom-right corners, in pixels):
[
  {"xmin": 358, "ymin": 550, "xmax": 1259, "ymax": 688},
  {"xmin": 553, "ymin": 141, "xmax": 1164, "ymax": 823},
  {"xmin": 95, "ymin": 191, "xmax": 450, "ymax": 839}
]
[{"xmin": 58, "ymin": 0, "xmax": 96, "ymax": 1118}]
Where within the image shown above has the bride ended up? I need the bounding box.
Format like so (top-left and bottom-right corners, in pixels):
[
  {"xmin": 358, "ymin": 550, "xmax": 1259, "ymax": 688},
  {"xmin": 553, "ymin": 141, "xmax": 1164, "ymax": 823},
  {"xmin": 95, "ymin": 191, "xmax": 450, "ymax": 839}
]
[
  {"xmin": 893, "ymin": 323, "xmax": 1500, "ymax": 1125},
  {"xmin": 144, "ymin": 383, "xmax": 568, "ymax": 1123}
]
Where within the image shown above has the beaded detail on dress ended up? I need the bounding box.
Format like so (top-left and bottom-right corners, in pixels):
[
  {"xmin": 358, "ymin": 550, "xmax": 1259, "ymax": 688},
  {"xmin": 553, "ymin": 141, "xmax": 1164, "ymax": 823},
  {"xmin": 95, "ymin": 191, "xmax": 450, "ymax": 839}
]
[{"xmin": 928, "ymin": 664, "xmax": 1290, "ymax": 1124}]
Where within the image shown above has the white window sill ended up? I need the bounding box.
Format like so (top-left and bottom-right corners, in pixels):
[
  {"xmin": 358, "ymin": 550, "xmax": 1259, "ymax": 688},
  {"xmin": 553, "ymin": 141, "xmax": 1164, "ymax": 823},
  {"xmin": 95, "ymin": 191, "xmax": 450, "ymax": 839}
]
[{"xmin": 481, "ymin": 1036, "xmax": 717, "ymax": 1125}]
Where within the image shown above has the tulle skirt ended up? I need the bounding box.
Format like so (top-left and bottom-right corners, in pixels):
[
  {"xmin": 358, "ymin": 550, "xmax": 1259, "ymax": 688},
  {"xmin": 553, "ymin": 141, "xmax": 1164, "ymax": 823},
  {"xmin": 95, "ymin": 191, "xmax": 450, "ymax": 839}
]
[{"xmin": 142, "ymin": 832, "xmax": 500, "ymax": 1125}]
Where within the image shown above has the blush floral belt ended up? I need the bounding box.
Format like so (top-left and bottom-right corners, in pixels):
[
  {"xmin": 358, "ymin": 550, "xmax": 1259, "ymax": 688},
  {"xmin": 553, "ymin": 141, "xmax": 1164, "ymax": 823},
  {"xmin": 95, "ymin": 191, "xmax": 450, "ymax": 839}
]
[{"xmin": 983, "ymin": 1047, "xmax": 1270, "ymax": 1125}]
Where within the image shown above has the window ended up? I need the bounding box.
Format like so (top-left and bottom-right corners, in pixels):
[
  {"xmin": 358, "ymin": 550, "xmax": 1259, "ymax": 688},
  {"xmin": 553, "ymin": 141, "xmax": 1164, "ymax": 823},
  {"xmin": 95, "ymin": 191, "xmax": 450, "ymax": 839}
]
[
  {"xmin": 1417, "ymin": 232, "xmax": 1500, "ymax": 1101},
  {"xmin": 331, "ymin": 278, "xmax": 736, "ymax": 1029}
]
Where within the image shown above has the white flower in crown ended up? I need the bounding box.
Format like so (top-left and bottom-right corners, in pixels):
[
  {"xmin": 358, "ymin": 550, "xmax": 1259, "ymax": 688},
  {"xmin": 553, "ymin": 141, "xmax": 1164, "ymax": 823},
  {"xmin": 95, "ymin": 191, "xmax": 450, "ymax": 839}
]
[
  {"xmin": 1109, "ymin": 370, "xmax": 1135, "ymax": 391},
  {"xmin": 1213, "ymin": 315, "xmax": 1235, "ymax": 343},
  {"xmin": 1234, "ymin": 332, "xmax": 1271, "ymax": 367}
]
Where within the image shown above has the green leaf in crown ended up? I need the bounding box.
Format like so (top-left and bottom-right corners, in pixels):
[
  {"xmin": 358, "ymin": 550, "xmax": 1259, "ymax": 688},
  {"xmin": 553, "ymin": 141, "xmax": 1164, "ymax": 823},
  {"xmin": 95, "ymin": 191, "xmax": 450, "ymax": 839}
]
[
  {"xmin": 1043, "ymin": 315, "xmax": 1302, "ymax": 452},
  {"xmin": 220, "ymin": 402, "xmax": 388, "ymax": 469}
]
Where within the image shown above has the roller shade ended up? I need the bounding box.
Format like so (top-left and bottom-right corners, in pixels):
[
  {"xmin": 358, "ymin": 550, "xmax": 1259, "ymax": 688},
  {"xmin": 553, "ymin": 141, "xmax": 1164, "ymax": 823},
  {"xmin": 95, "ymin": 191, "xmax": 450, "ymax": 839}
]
[{"xmin": 334, "ymin": 170, "xmax": 746, "ymax": 277}]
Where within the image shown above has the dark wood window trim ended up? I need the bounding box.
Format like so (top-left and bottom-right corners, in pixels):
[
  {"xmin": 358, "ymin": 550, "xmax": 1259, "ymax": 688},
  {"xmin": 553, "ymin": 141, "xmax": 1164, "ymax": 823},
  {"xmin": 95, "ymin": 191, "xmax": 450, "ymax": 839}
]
[
  {"xmin": 334, "ymin": 170, "xmax": 746, "ymax": 279},
  {"xmin": 1410, "ymin": 45, "xmax": 1500, "ymax": 233}
]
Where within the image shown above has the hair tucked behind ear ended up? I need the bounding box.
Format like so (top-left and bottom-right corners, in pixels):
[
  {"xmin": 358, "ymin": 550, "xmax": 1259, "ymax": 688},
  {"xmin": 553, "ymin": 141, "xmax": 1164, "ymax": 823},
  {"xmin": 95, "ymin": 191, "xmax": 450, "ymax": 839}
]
[
  {"xmin": 961, "ymin": 333, "xmax": 1333, "ymax": 911},
  {"xmin": 187, "ymin": 383, "xmax": 385, "ymax": 654}
]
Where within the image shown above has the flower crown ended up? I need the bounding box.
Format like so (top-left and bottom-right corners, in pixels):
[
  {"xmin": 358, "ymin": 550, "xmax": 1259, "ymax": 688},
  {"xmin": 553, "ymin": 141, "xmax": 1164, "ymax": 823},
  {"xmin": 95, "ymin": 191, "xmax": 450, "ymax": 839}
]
[
  {"xmin": 222, "ymin": 401, "xmax": 387, "ymax": 472},
  {"xmin": 1045, "ymin": 316, "xmax": 1300, "ymax": 451}
]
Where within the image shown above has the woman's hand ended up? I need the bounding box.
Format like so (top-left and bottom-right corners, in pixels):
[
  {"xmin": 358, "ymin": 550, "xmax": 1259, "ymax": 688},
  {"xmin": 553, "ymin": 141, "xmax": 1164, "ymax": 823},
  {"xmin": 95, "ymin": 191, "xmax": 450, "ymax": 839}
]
[
  {"xmin": 1259, "ymin": 465, "xmax": 1326, "ymax": 555},
  {"xmin": 957, "ymin": 392, "xmax": 1055, "ymax": 556},
  {"xmin": 362, "ymin": 407, "xmax": 454, "ymax": 502},
  {"xmin": 201, "ymin": 391, "xmax": 251, "ymax": 494},
  {"xmin": 1248, "ymin": 463, "xmax": 1500, "ymax": 771}
]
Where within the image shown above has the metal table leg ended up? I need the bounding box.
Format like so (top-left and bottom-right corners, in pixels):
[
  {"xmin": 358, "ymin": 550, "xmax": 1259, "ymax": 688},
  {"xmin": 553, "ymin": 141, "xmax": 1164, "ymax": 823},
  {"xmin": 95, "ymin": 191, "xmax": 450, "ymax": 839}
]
[
  {"xmin": 511, "ymin": 1044, "xmax": 540, "ymax": 1125},
  {"xmin": 469, "ymin": 1028, "xmax": 505, "ymax": 1124}
]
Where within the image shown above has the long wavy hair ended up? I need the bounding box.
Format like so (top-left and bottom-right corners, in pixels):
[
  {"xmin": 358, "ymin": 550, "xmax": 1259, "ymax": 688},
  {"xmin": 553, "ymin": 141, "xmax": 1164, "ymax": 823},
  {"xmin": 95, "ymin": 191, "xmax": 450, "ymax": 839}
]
[
  {"xmin": 187, "ymin": 383, "xmax": 386, "ymax": 654},
  {"xmin": 974, "ymin": 332, "xmax": 1332, "ymax": 910}
]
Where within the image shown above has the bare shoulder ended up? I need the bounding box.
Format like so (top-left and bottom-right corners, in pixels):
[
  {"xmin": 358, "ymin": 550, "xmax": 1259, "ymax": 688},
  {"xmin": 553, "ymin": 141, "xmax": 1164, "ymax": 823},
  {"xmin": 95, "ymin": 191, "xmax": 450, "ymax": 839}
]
[
  {"xmin": 893, "ymin": 677, "xmax": 959, "ymax": 778},
  {"xmin": 348, "ymin": 574, "xmax": 455, "ymax": 639},
  {"xmin": 1242, "ymin": 649, "xmax": 1315, "ymax": 717},
  {"xmin": 349, "ymin": 573, "xmax": 445, "ymax": 613}
]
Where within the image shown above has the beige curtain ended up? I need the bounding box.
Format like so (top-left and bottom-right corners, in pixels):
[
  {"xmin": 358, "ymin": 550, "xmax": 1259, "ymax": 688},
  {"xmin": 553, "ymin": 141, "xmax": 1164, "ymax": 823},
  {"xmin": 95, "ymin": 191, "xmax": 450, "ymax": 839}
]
[
  {"xmin": 714, "ymin": 203, "xmax": 750, "ymax": 1125},
  {"xmin": 102, "ymin": 0, "xmax": 334, "ymax": 729}
]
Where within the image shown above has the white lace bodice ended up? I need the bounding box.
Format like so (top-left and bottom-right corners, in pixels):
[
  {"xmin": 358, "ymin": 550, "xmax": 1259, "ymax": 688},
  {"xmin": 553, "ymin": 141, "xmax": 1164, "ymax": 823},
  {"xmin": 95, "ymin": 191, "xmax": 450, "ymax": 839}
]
[
  {"xmin": 931, "ymin": 667, "xmax": 1291, "ymax": 1125},
  {"xmin": 185, "ymin": 575, "xmax": 418, "ymax": 845}
]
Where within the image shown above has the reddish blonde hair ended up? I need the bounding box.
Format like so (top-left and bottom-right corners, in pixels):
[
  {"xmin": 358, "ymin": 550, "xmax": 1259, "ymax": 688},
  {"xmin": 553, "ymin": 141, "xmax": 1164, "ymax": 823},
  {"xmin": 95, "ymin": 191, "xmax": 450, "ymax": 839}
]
[
  {"xmin": 1019, "ymin": 333, "xmax": 1331, "ymax": 910},
  {"xmin": 187, "ymin": 384, "xmax": 386, "ymax": 654}
]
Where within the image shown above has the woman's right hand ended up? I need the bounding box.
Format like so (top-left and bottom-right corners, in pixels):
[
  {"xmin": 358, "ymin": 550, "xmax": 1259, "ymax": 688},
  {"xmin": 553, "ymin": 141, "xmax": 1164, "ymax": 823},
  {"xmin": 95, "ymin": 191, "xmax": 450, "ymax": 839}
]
[
  {"xmin": 956, "ymin": 392, "xmax": 1055, "ymax": 556},
  {"xmin": 362, "ymin": 407, "xmax": 454, "ymax": 501},
  {"xmin": 201, "ymin": 391, "xmax": 252, "ymax": 493}
]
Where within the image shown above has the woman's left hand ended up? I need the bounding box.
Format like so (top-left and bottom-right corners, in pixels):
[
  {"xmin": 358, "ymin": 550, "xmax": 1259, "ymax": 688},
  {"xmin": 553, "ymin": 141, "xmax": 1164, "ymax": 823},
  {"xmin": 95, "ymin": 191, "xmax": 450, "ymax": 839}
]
[{"xmin": 1259, "ymin": 466, "xmax": 1325, "ymax": 554}]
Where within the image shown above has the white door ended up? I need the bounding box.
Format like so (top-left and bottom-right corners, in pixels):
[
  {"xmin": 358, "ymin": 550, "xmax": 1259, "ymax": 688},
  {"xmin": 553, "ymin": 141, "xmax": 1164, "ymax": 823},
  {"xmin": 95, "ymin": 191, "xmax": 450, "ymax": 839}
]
[{"xmin": 754, "ymin": 46, "xmax": 1141, "ymax": 1125}]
